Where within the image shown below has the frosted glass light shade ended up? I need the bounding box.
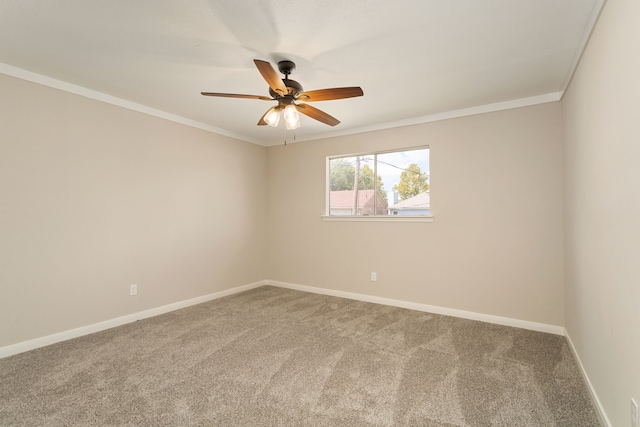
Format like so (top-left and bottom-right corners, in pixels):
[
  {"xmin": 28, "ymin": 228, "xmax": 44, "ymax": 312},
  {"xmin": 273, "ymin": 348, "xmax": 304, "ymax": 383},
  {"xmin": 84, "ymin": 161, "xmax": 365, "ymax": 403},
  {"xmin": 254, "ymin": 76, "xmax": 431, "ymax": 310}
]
[
  {"xmin": 285, "ymin": 116, "xmax": 301, "ymax": 130},
  {"xmin": 283, "ymin": 104, "xmax": 299, "ymax": 125},
  {"xmin": 264, "ymin": 106, "xmax": 280, "ymax": 127}
]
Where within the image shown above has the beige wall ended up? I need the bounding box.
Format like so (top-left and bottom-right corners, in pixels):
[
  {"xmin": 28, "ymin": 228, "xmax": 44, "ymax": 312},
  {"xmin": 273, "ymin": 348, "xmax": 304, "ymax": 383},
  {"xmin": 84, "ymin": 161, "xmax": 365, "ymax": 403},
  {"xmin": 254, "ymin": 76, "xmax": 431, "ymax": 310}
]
[
  {"xmin": 0, "ymin": 74, "xmax": 268, "ymax": 347},
  {"xmin": 267, "ymin": 102, "xmax": 565, "ymax": 326},
  {"xmin": 562, "ymin": 0, "xmax": 640, "ymax": 424}
]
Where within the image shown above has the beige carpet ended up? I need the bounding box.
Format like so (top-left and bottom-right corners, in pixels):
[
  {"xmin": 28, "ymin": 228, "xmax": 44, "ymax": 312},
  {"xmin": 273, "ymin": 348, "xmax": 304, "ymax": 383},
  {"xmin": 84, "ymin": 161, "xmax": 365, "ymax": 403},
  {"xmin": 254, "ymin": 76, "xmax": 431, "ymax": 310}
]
[{"xmin": 0, "ymin": 286, "xmax": 600, "ymax": 426}]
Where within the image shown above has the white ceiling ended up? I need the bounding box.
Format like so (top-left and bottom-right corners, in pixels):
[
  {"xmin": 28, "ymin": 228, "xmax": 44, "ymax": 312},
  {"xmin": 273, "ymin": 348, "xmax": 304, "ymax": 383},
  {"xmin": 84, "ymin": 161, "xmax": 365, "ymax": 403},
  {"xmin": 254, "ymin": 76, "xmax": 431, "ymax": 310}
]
[{"xmin": 0, "ymin": 0, "xmax": 603, "ymax": 146}]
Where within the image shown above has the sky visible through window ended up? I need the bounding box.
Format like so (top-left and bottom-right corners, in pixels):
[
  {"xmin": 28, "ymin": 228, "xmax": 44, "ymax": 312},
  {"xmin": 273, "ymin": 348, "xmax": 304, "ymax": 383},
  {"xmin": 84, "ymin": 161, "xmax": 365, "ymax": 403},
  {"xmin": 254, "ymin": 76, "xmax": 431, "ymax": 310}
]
[{"xmin": 367, "ymin": 148, "xmax": 429, "ymax": 197}]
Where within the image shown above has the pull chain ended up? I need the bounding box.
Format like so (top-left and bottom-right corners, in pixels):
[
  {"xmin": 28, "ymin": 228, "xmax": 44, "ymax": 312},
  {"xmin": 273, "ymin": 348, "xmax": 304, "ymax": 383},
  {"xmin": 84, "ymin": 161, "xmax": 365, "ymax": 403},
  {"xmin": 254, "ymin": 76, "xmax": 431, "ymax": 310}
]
[{"xmin": 283, "ymin": 130, "xmax": 297, "ymax": 146}]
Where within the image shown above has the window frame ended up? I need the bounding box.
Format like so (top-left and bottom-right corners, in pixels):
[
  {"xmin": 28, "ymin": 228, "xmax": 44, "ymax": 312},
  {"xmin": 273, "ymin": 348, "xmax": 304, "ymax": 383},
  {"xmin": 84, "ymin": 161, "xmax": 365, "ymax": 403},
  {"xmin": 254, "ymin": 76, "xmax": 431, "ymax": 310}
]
[{"xmin": 322, "ymin": 146, "xmax": 433, "ymax": 222}]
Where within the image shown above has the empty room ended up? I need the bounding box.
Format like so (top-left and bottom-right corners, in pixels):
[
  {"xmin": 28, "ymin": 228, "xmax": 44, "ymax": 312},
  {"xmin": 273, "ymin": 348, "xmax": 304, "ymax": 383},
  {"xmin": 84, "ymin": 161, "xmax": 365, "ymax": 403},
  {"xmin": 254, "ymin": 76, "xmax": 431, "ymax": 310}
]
[{"xmin": 1, "ymin": 1, "xmax": 638, "ymax": 426}]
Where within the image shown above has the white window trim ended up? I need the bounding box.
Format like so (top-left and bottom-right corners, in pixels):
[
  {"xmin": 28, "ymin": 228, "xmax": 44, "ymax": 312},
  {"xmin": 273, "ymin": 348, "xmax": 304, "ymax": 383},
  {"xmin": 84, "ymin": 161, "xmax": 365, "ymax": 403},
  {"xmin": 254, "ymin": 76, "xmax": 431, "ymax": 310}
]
[{"xmin": 321, "ymin": 215, "xmax": 434, "ymax": 223}]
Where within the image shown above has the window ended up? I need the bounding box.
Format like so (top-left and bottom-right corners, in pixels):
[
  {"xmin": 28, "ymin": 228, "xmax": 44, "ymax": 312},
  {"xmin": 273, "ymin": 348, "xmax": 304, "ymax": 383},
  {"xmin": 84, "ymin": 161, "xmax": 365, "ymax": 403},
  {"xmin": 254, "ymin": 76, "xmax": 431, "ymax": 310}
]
[{"xmin": 325, "ymin": 147, "xmax": 430, "ymax": 220}]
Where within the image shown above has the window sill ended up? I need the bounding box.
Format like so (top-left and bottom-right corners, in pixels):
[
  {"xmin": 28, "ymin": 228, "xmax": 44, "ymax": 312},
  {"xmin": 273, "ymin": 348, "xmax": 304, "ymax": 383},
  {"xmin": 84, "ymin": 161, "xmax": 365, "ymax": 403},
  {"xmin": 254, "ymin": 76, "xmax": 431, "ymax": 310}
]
[{"xmin": 321, "ymin": 215, "xmax": 434, "ymax": 223}]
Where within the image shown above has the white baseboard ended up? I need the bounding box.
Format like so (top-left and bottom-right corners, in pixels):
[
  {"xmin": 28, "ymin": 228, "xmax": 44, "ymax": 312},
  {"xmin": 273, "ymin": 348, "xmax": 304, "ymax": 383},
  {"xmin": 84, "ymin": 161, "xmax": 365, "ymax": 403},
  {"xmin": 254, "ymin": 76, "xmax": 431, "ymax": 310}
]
[
  {"xmin": 0, "ymin": 280, "xmax": 266, "ymax": 359},
  {"xmin": 266, "ymin": 280, "xmax": 565, "ymax": 336},
  {"xmin": 1, "ymin": 279, "xmax": 564, "ymax": 359},
  {"xmin": 565, "ymin": 331, "xmax": 612, "ymax": 427}
]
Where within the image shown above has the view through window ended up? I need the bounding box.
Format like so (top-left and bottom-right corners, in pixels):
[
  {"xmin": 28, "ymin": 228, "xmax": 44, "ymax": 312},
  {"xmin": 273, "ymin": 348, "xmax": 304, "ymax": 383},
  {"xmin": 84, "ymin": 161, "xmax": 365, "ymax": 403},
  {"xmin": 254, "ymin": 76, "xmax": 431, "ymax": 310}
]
[{"xmin": 327, "ymin": 147, "xmax": 430, "ymax": 217}]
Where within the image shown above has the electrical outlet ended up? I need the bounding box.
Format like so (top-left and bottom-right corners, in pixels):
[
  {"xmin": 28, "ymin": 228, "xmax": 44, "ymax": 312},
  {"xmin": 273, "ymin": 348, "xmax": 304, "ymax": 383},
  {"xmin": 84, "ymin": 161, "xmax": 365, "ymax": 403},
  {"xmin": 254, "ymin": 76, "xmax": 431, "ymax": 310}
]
[
  {"xmin": 632, "ymin": 398, "xmax": 638, "ymax": 427},
  {"xmin": 371, "ymin": 272, "xmax": 377, "ymax": 282},
  {"xmin": 130, "ymin": 284, "xmax": 137, "ymax": 296}
]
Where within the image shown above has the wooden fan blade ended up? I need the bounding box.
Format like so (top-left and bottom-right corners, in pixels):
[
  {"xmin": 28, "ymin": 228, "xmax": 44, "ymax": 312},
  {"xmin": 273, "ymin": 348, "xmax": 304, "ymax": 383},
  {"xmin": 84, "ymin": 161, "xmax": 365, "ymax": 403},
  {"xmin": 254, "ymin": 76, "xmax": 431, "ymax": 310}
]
[
  {"xmin": 253, "ymin": 59, "xmax": 287, "ymax": 96},
  {"xmin": 296, "ymin": 103, "xmax": 340, "ymax": 126},
  {"xmin": 297, "ymin": 87, "xmax": 363, "ymax": 102},
  {"xmin": 201, "ymin": 92, "xmax": 273, "ymax": 100}
]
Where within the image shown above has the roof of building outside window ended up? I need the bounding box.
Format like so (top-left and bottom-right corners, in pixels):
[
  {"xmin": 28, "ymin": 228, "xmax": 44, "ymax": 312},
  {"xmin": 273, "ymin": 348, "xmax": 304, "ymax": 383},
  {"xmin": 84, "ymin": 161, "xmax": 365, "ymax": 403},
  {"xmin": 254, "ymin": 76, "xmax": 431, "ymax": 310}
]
[
  {"xmin": 330, "ymin": 190, "xmax": 378, "ymax": 209},
  {"xmin": 389, "ymin": 191, "xmax": 430, "ymax": 210}
]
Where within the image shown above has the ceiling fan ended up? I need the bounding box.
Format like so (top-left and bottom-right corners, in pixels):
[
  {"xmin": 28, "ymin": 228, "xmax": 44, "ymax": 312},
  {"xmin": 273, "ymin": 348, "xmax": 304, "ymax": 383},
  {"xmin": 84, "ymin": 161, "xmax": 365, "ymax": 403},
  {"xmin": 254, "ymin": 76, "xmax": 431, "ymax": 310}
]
[{"xmin": 201, "ymin": 59, "xmax": 363, "ymax": 129}]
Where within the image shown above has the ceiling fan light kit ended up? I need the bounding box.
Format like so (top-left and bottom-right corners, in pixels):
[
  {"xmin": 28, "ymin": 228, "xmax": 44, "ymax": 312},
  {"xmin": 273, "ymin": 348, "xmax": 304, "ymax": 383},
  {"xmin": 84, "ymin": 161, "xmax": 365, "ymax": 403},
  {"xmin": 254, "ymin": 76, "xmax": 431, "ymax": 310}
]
[{"xmin": 201, "ymin": 59, "xmax": 363, "ymax": 129}]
